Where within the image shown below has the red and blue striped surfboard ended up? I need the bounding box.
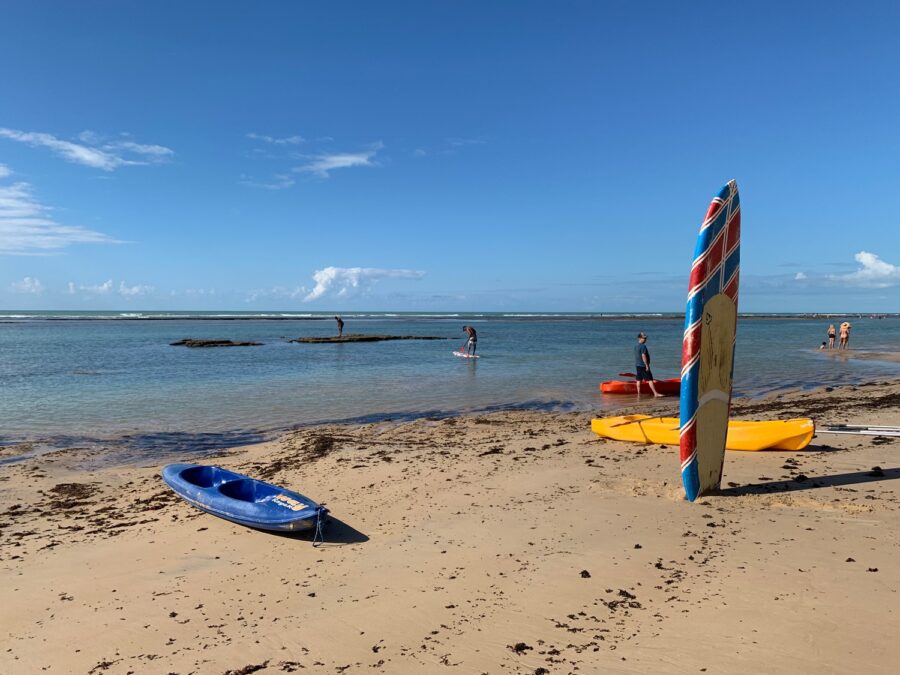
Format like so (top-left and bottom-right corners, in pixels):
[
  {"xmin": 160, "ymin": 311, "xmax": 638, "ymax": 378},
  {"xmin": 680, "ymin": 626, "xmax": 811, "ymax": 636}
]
[{"xmin": 679, "ymin": 181, "xmax": 740, "ymax": 502}]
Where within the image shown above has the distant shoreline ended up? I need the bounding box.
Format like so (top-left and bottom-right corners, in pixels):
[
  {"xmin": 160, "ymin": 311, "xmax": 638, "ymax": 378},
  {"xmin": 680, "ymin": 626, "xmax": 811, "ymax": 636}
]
[{"xmin": 2, "ymin": 312, "xmax": 896, "ymax": 321}]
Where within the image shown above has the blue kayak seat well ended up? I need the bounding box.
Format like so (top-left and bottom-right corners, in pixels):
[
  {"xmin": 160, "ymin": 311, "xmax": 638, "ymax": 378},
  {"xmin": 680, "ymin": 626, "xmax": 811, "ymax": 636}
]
[
  {"xmin": 180, "ymin": 465, "xmax": 230, "ymax": 489},
  {"xmin": 218, "ymin": 478, "xmax": 282, "ymax": 503}
]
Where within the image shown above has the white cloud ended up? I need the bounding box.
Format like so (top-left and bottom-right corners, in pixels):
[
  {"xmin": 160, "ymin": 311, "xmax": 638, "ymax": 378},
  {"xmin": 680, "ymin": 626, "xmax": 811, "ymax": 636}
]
[
  {"xmin": 0, "ymin": 163, "xmax": 11, "ymax": 178},
  {"xmin": 295, "ymin": 142, "xmax": 383, "ymax": 178},
  {"xmin": 239, "ymin": 173, "xmax": 295, "ymax": 190},
  {"xmin": 245, "ymin": 286, "xmax": 307, "ymax": 302},
  {"xmin": 445, "ymin": 136, "xmax": 487, "ymax": 147},
  {"xmin": 303, "ymin": 266, "xmax": 425, "ymax": 301},
  {"xmin": 828, "ymin": 251, "xmax": 900, "ymax": 288},
  {"xmin": 118, "ymin": 281, "xmax": 154, "ymax": 296},
  {"xmin": 110, "ymin": 140, "xmax": 174, "ymax": 158},
  {"xmin": 247, "ymin": 132, "xmax": 306, "ymax": 145},
  {"xmin": 65, "ymin": 279, "xmax": 154, "ymax": 296},
  {"xmin": 794, "ymin": 272, "xmax": 807, "ymax": 281},
  {"xmin": 0, "ymin": 180, "xmax": 120, "ymax": 254},
  {"xmin": 82, "ymin": 279, "xmax": 114, "ymax": 294},
  {"xmin": 0, "ymin": 128, "xmax": 173, "ymax": 171},
  {"xmin": 11, "ymin": 276, "xmax": 43, "ymax": 294}
]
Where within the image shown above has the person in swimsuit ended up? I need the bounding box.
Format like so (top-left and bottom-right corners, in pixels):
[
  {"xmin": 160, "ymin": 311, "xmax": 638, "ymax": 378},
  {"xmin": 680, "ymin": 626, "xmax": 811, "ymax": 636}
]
[
  {"xmin": 462, "ymin": 325, "xmax": 477, "ymax": 356},
  {"xmin": 334, "ymin": 316, "xmax": 344, "ymax": 337},
  {"xmin": 634, "ymin": 332, "xmax": 662, "ymax": 397},
  {"xmin": 827, "ymin": 324, "xmax": 836, "ymax": 349},
  {"xmin": 839, "ymin": 322, "xmax": 851, "ymax": 350}
]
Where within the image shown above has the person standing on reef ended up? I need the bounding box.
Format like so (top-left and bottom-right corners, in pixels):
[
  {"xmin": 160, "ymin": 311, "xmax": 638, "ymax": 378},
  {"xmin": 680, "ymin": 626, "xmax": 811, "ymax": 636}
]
[
  {"xmin": 334, "ymin": 316, "xmax": 344, "ymax": 337},
  {"xmin": 827, "ymin": 324, "xmax": 836, "ymax": 349},
  {"xmin": 839, "ymin": 321, "xmax": 851, "ymax": 349},
  {"xmin": 461, "ymin": 325, "xmax": 477, "ymax": 356},
  {"xmin": 634, "ymin": 332, "xmax": 663, "ymax": 397}
]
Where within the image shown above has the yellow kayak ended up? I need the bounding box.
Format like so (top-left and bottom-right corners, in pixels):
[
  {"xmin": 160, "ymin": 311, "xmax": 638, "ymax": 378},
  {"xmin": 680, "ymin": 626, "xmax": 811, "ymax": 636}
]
[{"xmin": 591, "ymin": 415, "xmax": 815, "ymax": 451}]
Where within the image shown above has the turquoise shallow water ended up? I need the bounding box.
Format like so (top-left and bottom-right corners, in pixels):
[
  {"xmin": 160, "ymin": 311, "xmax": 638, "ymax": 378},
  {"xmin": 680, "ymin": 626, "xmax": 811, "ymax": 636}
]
[{"xmin": 2, "ymin": 312, "xmax": 899, "ymax": 460}]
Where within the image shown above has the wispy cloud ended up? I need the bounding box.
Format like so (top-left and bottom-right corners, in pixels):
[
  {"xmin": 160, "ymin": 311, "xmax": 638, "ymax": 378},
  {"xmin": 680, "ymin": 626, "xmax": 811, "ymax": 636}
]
[
  {"xmin": 11, "ymin": 276, "xmax": 43, "ymax": 294},
  {"xmin": 794, "ymin": 272, "xmax": 807, "ymax": 281},
  {"xmin": 68, "ymin": 279, "xmax": 113, "ymax": 294},
  {"xmin": 827, "ymin": 251, "xmax": 900, "ymax": 288},
  {"xmin": 445, "ymin": 136, "xmax": 487, "ymax": 148},
  {"xmin": 66, "ymin": 279, "xmax": 154, "ymax": 296},
  {"xmin": 0, "ymin": 128, "xmax": 173, "ymax": 171},
  {"xmin": 174, "ymin": 288, "xmax": 216, "ymax": 297},
  {"xmin": 0, "ymin": 163, "xmax": 11, "ymax": 178},
  {"xmin": 303, "ymin": 266, "xmax": 425, "ymax": 301},
  {"xmin": 295, "ymin": 142, "xmax": 384, "ymax": 178},
  {"xmin": 245, "ymin": 286, "xmax": 307, "ymax": 302},
  {"xmin": 239, "ymin": 173, "xmax": 296, "ymax": 190},
  {"xmin": 0, "ymin": 178, "xmax": 120, "ymax": 255},
  {"xmin": 118, "ymin": 281, "xmax": 154, "ymax": 296},
  {"xmin": 247, "ymin": 132, "xmax": 306, "ymax": 145}
]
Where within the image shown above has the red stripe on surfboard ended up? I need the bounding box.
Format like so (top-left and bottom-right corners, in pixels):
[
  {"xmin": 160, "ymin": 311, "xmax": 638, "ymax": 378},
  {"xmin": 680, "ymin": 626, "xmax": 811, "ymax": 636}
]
[
  {"xmin": 706, "ymin": 229, "xmax": 726, "ymax": 275},
  {"xmin": 701, "ymin": 200, "xmax": 724, "ymax": 229},
  {"xmin": 725, "ymin": 208, "xmax": 741, "ymax": 252},
  {"xmin": 680, "ymin": 420, "xmax": 696, "ymax": 463},
  {"xmin": 723, "ymin": 271, "xmax": 739, "ymax": 300},
  {"xmin": 682, "ymin": 321, "xmax": 701, "ymax": 365}
]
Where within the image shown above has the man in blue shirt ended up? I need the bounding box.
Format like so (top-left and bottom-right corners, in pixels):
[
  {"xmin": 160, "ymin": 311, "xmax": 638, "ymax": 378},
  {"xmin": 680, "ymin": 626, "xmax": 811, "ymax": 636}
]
[{"xmin": 634, "ymin": 332, "xmax": 663, "ymax": 397}]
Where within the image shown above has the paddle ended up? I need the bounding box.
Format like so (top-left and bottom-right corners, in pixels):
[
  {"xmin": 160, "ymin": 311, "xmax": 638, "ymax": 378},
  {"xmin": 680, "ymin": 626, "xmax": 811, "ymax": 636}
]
[{"xmin": 618, "ymin": 372, "xmax": 636, "ymax": 378}]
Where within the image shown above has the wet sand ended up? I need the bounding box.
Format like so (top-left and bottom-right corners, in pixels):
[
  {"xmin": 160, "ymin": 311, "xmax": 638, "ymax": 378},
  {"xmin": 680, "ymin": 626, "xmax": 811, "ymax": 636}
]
[
  {"xmin": 2, "ymin": 381, "xmax": 899, "ymax": 674},
  {"xmin": 819, "ymin": 348, "xmax": 900, "ymax": 364}
]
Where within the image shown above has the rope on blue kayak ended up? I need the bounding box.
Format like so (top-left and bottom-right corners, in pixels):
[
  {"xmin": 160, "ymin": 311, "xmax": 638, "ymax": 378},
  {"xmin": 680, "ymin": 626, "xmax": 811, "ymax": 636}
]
[{"xmin": 312, "ymin": 507, "xmax": 326, "ymax": 547}]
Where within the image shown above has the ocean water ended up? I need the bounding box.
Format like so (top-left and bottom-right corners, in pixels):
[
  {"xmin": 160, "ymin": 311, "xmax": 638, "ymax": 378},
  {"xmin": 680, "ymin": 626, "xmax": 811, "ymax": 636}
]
[{"xmin": 2, "ymin": 312, "xmax": 899, "ymax": 461}]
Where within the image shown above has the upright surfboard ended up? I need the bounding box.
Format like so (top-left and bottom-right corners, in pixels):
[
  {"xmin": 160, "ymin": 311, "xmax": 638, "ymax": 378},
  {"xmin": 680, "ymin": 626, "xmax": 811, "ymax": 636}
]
[{"xmin": 679, "ymin": 180, "xmax": 740, "ymax": 501}]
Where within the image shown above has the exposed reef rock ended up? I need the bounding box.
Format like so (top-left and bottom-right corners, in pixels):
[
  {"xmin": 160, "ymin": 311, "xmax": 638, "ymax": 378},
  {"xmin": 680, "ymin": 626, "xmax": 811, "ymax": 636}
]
[
  {"xmin": 289, "ymin": 334, "xmax": 450, "ymax": 344},
  {"xmin": 170, "ymin": 339, "xmax": 263, "ymax": 347}
]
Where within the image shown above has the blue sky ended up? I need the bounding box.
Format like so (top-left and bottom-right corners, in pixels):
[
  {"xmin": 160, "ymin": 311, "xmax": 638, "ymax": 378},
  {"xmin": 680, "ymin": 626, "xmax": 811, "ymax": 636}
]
[{"xmin": 2, "ymin": 0, "xmax": 899, "ymax": 312}]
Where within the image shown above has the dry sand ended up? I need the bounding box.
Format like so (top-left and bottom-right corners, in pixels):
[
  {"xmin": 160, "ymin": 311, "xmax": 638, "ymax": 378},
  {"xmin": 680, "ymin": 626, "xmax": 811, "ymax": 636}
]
[{"xmin": 2, "ymin": 382, "xmax": 899, "ymax": 674}]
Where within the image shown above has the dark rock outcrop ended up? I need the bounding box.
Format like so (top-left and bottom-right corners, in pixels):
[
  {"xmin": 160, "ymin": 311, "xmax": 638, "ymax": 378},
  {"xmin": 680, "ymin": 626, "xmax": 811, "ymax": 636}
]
[
  {"xmin": 289, "ymin": 334, "xmax": 450, "ymax": 344},
  {"xmin": 170, "ymin": 339, "xmax": 263, "ymax": 348}
]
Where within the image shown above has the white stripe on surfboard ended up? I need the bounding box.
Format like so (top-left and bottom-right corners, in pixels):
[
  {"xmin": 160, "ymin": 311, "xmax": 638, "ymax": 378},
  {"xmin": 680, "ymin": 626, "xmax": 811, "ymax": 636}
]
[{"xmin": 697, "ymin": 389, "xmax": 730, "ymax": 408}]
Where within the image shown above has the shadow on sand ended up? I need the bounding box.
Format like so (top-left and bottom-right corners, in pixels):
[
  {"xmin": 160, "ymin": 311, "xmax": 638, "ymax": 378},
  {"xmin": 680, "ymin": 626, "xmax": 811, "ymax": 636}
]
[
  {"xmin": 269, "ymin": 515, "xmax": 369, "ymax": 546},
  {"xmin": 721, "ymin": 467, "xmax": 900, "ymax": 497}
]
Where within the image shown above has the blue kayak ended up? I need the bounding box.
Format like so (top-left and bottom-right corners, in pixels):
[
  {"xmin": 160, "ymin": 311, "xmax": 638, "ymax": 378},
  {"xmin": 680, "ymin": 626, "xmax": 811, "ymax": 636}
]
[{"xmin": 161, "ymin": 463, "xmax": 327, "ymax": 533}]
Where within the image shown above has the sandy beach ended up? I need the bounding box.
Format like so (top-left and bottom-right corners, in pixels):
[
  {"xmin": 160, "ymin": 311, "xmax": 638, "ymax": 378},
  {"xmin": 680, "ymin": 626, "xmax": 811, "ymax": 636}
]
[{"xmin": 2, "ymin": 381, "xmax": 899, "ymax": 674}]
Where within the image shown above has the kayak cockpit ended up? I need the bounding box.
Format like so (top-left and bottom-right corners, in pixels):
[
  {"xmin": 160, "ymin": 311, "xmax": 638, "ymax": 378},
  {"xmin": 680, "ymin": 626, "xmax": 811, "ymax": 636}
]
[{"xmin": 179, "ymin": 464, "xmax": 240, "ymax": 489}]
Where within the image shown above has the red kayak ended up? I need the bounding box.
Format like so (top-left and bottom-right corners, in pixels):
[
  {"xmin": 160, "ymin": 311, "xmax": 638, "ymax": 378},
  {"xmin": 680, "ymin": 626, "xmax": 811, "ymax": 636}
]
[{"xmin": 600, "ymin": 378, "xmax": 681, "ymax": 396}]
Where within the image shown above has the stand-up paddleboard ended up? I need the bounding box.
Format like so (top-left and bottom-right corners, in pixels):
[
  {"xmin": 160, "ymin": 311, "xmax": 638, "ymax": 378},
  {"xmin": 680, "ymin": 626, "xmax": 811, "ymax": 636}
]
[
  {"xmin": 680, "ymin": 180, "xmax": 740, "ymax": 502},
  {"xmin": 452, "ymin": 351, "xmax": 480, "ymax": 359},
  {"xmin": 820, "ymin": 424, "xmax": 900, "ymax": 437}
]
